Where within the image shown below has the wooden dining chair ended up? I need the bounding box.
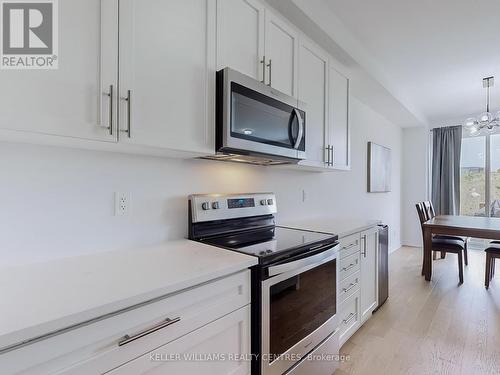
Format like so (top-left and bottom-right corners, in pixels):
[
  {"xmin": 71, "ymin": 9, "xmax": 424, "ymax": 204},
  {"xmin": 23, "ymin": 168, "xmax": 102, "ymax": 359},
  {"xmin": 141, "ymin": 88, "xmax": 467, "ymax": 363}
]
[
  {"xmin": 484, "ymin": 242, "xmax": 500, "ymax": 289},
  {"xmin": 416, "ymin": 202, "xmax": 466, "ymax": 283},
  {"xmin": 422, "ymin": 200, "xmax": 468, "ymax": 265}
]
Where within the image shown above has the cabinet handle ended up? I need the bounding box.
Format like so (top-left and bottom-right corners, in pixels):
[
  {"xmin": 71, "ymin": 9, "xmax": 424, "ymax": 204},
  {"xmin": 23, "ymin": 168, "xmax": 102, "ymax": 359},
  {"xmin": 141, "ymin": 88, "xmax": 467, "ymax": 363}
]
[
  {"xmin": 120, "ymin": 90, "xmax": 131, "ymax": 138},
  {"xmin": 342, "ymin": 241, "xmax": 358, "ymax": 251},
  {"xmin": 362, "ymin": 235, "xmax": 367, "ymax": 257},
  {"xmin": 342, "ymin": 281, "xmax": 358, "ymax": 293},
  {"xmin": 266, "ymin": 59, "xmax": 272, "ymax": 86},
  {"xmin": 118, "ymin": 316, "xmax": 181, "ymax": 347},
  {"xmin": 330, "ymin": 145, "xmax": 335, "ymax": 166},
  {"xmin": 342, "ymin": 312, "xmax": 356, "ymax": 324},
  {"xmin": 260, "ymin": 56, "xmax": 266, "ymax": 83},
  {"xmin": 342, "ymin": 262, "xmax": 356, "ymax": 272},
  {"xmin": 324, "ymin": 145, "xmax": 333, "ymax": 166},
  {"xmin": 105, "ymin": 85, "xmax": 114, "ymax": 135}
]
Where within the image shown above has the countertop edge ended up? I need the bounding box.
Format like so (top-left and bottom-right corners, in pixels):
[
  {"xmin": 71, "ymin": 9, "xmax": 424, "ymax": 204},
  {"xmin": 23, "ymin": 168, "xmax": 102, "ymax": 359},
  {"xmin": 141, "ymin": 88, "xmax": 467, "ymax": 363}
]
[{"xmin": 0, "ymin": 253, "xmax": 257, "ymax": 353}]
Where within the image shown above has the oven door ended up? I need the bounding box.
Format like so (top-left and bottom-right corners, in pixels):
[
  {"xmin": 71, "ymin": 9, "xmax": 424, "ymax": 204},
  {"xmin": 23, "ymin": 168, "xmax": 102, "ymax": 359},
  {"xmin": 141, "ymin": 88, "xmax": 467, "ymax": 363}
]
[
  {"xmin": 218, "ymin": 68, "xmax": 306, "ymax": 160},
  {"xmin": 261, "ymin": 244, "xmax": 339, "ymax": 375}
]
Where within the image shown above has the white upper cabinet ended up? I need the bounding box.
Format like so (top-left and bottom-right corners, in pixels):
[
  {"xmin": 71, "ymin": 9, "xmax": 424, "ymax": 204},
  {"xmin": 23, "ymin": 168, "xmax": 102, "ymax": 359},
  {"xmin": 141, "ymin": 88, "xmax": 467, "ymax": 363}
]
[
  {"xmin": 216, "ymin": 0, "xmax": 265, "ymax": 81},
  {"xmin": 0, "ymin": 0, "xmax": 350, "ymax": 166},
  {"xmin": 118, "ymin": 0, "xmax": 215, "ymax": 154},
  {"xmin": 264, "ymin": 11, "xmax": 298, "ymax": 97},
  {"xmin": 360, "ymin": 228, "xmax": 378, "ymax": 324},
  {"xmin": 329, "ymin": 65, "xmax": 350, "ymax": 170},
  {"xmin": 216, "ymin": 0, "xmax": 298, "ymax": 97},
  {"xmin": 297, "ymin": 38, "xmax": 329, "ymax": 168},
  {"xmin": 0, "ymin": 0, "xmax": 118, "ymax": 141}
]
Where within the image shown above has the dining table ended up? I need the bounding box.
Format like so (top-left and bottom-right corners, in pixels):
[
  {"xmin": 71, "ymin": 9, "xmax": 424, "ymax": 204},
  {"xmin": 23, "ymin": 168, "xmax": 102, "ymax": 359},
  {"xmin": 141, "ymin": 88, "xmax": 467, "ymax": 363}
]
[{"xmin": 422, "ymin": 215, "xmax": 500, "ymax": 281}]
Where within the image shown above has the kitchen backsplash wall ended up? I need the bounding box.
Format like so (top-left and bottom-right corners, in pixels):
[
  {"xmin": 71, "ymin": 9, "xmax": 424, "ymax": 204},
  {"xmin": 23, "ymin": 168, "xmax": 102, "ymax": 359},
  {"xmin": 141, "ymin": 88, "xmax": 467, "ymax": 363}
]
[{"xmin": 0, "ymin": 97, "xmax": 401, "ymax": 266}]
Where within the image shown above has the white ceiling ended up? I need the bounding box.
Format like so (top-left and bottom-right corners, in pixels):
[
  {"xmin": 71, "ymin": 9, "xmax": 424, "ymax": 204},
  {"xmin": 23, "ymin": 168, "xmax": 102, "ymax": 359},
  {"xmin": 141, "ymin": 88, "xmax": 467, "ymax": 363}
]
[{"xmin": 323, "ymin": 0, "xmax": 500, "ymax": 127}]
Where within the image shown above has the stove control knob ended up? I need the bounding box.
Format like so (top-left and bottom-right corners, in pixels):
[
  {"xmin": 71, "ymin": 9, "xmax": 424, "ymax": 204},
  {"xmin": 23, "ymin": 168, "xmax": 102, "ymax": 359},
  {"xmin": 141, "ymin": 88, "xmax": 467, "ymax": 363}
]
[
  {"xmin": 201, "ymin": 202, "xmax": 210, "ymax": 210},
  {"xmin": 267, "ymin": 199, "xmax": 274, "ymax": 205},
  {"xmin": 212, "ymin": 201, "xmax": 220, "ymax": 210},
  {"xmin": 260, "ymin": 199, "xmax": 267, "ymax": 206}
]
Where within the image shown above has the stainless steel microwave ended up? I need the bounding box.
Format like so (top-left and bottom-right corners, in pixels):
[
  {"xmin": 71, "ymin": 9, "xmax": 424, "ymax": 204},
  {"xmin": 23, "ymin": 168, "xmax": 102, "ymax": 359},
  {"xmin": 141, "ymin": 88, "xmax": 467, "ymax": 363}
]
[{"xmin": 215, "ymin": 68, "xmax": 306, "ymax": 165}]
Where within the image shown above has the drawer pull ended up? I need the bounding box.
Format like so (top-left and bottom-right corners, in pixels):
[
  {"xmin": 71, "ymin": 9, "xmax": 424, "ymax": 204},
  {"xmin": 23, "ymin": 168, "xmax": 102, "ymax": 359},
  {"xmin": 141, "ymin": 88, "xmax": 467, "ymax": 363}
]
[
  {"xmin": 118, "ymin": 316, "xmax": 181, "ymax": 347},
  {"xmin": 342, "ymin": 313, "xmax": 356, "ymax": 325},
  {"xmin": 341, "ymin": 241, "xmax": 358, "ymax": 250},
  {"xmin": 342, "ymin": 281, "xmax": 358, "ymax": 293},
  {"xmin": 342, "ymin": 262, "xmax": 357, "ymax": 272}
]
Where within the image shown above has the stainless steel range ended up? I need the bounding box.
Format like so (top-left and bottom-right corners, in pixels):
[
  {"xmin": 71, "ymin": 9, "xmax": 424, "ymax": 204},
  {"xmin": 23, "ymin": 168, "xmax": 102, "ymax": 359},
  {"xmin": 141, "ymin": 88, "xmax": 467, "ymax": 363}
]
[{"xmin": 188, "ymin": 193, "xmax": 340, "ymax": 375}]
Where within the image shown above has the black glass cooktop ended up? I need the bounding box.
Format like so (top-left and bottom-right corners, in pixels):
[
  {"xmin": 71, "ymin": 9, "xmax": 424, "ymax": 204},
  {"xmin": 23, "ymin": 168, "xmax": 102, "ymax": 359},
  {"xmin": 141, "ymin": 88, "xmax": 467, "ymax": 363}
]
[{"xmin": 200, "ymin": 226, "xmax": 337, "ymax": 263}]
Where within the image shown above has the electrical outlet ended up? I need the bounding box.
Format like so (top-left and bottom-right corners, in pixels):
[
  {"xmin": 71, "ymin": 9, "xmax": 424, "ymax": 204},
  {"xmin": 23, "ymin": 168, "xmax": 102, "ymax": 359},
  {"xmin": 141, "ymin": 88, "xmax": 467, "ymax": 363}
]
[{"xmin": 115, "ymin": 192, "xmax": 130, "ymax": 216}]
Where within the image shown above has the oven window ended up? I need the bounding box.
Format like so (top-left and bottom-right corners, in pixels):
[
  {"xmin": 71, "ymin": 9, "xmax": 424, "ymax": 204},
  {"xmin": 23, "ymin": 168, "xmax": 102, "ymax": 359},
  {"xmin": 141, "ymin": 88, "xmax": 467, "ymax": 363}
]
[
  {"xmin": 230, "ymin": 82, "xmax": 305, "ymax": 151},
  {"xmin": 269, "ymin": 259, "xmax": 336, "ymax": 359}
]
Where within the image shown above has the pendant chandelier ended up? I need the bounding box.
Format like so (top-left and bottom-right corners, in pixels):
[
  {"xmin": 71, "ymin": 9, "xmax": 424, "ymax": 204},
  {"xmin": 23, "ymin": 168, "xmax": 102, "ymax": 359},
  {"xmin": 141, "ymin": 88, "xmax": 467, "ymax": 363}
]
[{"xmin": 464, "ymin": 76, "xmax": 500, "ymax": 135}]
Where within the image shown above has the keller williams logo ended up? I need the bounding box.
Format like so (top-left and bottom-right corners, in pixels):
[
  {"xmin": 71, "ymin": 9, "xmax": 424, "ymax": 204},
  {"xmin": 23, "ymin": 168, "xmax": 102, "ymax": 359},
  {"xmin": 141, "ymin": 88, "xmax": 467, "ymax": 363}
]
[{"xmin": 1, "ymin": 0, "xmax": 58, "ymax": 69}]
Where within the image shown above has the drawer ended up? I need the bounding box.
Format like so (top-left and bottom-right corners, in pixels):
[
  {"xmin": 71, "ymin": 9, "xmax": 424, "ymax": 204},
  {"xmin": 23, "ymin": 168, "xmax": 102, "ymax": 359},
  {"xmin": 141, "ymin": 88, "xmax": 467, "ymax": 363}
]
[
  {"xmin": 339, "ymin": 290, "xmax": 360, "ymax": 348},
  {"xmin": 285, "ymin": 329, "xmax": 339, "ymax": 375},
  {"xmin": 338, "ymin": 233, "xmax": 361, "ymax": 259},
  {"xmin": 0, "ymin": 270, "xmax": 251, "ymax": 375},
  {"xmin": 105, "ymin": 305, "xmax": 251, "ymax": 375},
  {"xmin": 339, "ymin": 252, "xmax": 360, "ymax": 280},
  {"xmin": 339, "ymin": 270, "xmax": 360, "ymax": 303}
]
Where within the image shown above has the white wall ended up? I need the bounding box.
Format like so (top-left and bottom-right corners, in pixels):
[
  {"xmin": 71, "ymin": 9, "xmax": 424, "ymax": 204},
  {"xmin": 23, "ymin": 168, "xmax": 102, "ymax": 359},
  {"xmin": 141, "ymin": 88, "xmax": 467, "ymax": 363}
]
[
  {"xmin": 401, "ymin": 126, "xmax": 429, "ymax": 246},
  {"xmin": 0, "ymin": 96, "xmax": 402, "ymax": 266}
]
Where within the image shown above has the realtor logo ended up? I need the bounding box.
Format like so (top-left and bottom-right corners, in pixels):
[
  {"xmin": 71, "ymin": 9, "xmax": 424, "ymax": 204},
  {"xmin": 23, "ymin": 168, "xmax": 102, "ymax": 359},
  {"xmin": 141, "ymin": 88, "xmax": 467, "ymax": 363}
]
[{"xmin": 1, "ymin": 0, "xmax": 58, "ymax": 69}]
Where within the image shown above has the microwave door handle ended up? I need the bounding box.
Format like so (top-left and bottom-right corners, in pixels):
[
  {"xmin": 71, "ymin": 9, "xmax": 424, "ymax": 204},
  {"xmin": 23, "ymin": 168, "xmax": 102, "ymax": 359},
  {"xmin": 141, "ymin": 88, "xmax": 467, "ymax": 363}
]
[{"xmin": 293, "ymin": 108, "xmax": 304, "ymax": 149}]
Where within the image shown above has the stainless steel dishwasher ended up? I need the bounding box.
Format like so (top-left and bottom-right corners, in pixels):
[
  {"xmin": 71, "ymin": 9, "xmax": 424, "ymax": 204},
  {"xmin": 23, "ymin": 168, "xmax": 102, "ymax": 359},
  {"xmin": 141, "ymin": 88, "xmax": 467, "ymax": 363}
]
[{"xmin": 375, "ymin": 224, "xmax": 389, "ymax": 310}]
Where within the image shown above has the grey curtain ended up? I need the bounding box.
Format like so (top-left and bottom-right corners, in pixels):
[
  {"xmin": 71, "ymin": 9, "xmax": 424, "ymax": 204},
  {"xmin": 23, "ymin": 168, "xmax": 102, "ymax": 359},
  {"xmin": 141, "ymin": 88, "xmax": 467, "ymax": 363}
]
[{"xmin": 431, "ymin": 125, "xmax": 462, "ymax": 215}]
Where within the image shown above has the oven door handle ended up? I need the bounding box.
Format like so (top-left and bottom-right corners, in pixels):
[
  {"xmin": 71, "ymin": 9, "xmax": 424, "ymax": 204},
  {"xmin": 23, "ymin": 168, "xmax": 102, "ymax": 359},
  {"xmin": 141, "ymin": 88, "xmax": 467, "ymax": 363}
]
[{"xmin": 268, "ymin": 244, "xmax": 338, "ymax": 277}]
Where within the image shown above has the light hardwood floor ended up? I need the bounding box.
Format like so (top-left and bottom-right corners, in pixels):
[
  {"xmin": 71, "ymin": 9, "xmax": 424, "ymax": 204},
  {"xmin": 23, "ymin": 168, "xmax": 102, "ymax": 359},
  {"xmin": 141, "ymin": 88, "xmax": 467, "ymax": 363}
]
[{"xmin": 337, "ymin": 246, "xmax": 500, "ymax": 375}]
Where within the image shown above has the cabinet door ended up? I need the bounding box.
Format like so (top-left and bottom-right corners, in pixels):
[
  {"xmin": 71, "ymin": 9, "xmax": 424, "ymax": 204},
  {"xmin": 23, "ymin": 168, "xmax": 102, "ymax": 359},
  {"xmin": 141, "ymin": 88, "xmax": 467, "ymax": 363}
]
[
  {"xmin": 329, "ymin": 66, "xmax": 350, "ymax": 170},
  {"xmin": 106, "ymin": 306, "xmax": 251, "ymax": 375},
  {"xmin": 0, "ymin": 0, "xmax": 118, "ymax": 141},
  {"xmin": 217, "ymin": 0, "xmax": 265, "ymax": 81},
  {"xmin": 360, "ymin": 228, "xmax": 378, "ymax": 324},
  {"xmin": 297, "ymin": 38, "xmax": 329, "ymax": 167},
  {"xmin": 119, "ymin": 0, "xmax": 215, "ymax": 154},
  {"xmin": 264, "ymin": 10, "xmax": 298, "ymax": 97}
]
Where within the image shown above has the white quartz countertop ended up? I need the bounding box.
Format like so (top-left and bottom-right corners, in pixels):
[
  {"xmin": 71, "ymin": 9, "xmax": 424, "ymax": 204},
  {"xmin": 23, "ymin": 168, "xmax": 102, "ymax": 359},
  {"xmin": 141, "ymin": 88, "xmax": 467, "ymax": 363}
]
[
  {"xmin": 280, "ymin": 218, "xmax": 382, "ymax": 238},
  {"xmin": 0, "ymin": 240, "xmax": 257, "ymax": 351}
]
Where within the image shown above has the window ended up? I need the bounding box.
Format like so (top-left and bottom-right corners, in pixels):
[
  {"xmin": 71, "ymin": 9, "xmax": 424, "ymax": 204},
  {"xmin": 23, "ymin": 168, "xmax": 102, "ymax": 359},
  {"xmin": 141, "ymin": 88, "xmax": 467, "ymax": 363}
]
[
  {"xmin": 460, "ymin": 135, "xmax": 486, "ymax": 216},
  {"xmin": 490, "ymin": 134, "xmax": 500, "ymax": 216},
  {"xmin": 460, "ymin": 133, "xmax": 500, "ymax": 217}
]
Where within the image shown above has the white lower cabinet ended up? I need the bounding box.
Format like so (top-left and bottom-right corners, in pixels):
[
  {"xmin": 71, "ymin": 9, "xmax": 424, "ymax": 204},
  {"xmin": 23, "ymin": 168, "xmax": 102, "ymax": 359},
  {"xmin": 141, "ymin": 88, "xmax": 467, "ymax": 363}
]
[
  {"xmin": 339, "ymin": 290, "xmax": 360, "ymax": 346},
  {"xmin": 0, "ymin": 271, "xmax": 251, "ymax": 375},
  {"xmin": 106, "ymin": 305, "xmax": 250, "ymax": 375},
  {"xmin": 338, "ymin": 226, "xmax": 379, "ymax": 347},
  {"xmin": 360, "ymin": 228, "xmax": 379, "ymax": 324}
]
